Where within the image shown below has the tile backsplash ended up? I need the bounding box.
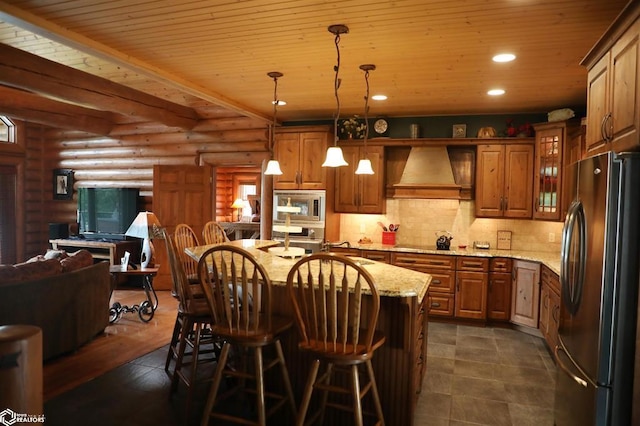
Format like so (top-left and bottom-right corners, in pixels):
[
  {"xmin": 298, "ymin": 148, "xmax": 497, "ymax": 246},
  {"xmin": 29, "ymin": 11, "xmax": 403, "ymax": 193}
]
[{"xmin": 338, "ymin": 199, "xmax": 563, "ymax": 253}]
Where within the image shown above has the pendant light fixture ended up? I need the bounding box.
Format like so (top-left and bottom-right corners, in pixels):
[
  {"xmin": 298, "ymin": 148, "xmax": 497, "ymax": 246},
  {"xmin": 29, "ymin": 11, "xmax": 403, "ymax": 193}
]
[
  {"xmin": 322, "ymin": 24, "xmax": 349, "ymax": 168},
  {"xmin": 264, "ymin": 71, "xmax": 284, "ymax": 175},
  {"xmin": 355, "ymin": 64, "xmax": 376, "ymax": 175}
]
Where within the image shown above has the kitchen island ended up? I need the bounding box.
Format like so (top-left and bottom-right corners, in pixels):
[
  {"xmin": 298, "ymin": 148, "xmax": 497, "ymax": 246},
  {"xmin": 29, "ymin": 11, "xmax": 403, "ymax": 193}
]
[{"xmin": 186, "ymin": 239, "xmax": 432, "ymax": 426}]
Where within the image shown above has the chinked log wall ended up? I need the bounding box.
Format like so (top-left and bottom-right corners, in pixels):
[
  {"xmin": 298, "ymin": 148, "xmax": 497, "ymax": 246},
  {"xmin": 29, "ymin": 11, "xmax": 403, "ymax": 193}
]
[{"xmin": 19, "ymin": 110, "xmax": 269, "ymax": 259}]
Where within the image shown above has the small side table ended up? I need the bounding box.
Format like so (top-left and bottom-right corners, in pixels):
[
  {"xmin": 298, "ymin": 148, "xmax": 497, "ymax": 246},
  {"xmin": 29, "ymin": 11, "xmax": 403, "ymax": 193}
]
[{"xmin": 109, "ymin": 265, "xmax": 159, "ymax": 323}]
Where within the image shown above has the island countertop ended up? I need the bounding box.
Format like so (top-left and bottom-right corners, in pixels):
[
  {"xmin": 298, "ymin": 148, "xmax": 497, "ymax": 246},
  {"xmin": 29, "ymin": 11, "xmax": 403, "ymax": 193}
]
[{"xmin": 185, "ymin": 239, "xmax": 432, "ymax": 301}]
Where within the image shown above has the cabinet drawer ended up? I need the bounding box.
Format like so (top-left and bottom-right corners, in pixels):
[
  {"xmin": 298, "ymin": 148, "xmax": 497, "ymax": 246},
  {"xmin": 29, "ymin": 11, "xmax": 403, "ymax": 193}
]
[
  {"xmin": 427, "ymin": 292, "xmax": 454, "ymax": 317},
  {"xmin": 361, "ymin": 250, "xmax": 391, "ymax": 263},
  {"xmin": 456, "ymin": 256, "xmax": 489, "ymax": 272},
  {"xmin": 330, "ymin": 247, "xmax": 360, "ymax": 256},
  {"xmin": 490, "ymin": 257, "xmax": 512, "ymax": 273},
  {"xmin": 392, "ymin": 253, "xmax": 455, "ymax": 270},
  {"xmin": 425, "ymin": 270, "xmax": 456, "ymax": 293}
]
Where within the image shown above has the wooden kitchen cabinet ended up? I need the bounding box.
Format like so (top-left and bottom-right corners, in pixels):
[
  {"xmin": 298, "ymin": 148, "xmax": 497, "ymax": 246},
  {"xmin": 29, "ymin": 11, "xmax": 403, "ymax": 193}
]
[
  {"xmin": 488, "ymin": 257, "xmax": 513, "ymax": 321},
  {"xmin": 455, "ymin": 257, "xmax": 489, "ymax": 320},
  {"xmin": 582, "ymin": 5, "xmax": 640, "ymax": 155},
  {"xmin": 511, "ymin": 259, "xmax": 541, "ymax": 329},
  {"xmin": 532, "ymin": 121, "xmax": 579, "ymax": 221},
  {"xmin": 539, "ymin": 265, "xmax": 561, "ymax": 356},
  {"xmin": 334, "ymin": 145, "xmax": 385, "ymax": 213},
  {"xmin": 273, "ymin": 126, "xmax": 330, "ymax": 190},
  {"xmin": 392, "ymin": 252, "xmax": 456, "ymax": 318},
  {"xmin": 475, "ymin": 144, "xmax": 534, "ymax": 218}
]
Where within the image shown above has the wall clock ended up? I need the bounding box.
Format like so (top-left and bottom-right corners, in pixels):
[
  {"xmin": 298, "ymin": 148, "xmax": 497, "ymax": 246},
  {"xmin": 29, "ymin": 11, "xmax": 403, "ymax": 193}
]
[{"xmin": 374, "ymin": 118, "xmax": 388, "ymax": 135}]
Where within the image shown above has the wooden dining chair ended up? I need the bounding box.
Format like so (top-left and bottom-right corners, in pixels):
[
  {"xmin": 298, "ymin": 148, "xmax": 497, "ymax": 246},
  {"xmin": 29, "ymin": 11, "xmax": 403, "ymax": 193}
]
[
  {"xmin": 197, "ymin": 244, "xmax": 297, "ymax": 426},
  {"xmin": 202, "ymin": 220, "xmax": 229, "ymax": 245},
  {"xmin": 286, "ymin": 252, "xmax": 386, "ymax": 426},
  {"xmin": 164, "ymin": 229, "xmax": 218, "ymax": 423},
  {"xmin": 174, "ymin": 224, "xmax": 200, "ymax": 283}
]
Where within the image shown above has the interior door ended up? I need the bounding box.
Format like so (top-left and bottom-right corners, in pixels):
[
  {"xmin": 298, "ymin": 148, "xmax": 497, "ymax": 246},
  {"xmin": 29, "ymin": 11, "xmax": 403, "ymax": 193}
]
[{"xmin": 152, "ymin": 165, "xmax": 213, "ymax": 289}]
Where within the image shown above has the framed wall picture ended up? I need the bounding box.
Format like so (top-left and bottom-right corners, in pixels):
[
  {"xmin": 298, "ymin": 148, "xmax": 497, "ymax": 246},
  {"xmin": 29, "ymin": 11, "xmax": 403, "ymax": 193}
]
[
  {"xmin": 453, "ymin": 124, "xmax": 467, "ymax": 138},
  {"xmin": 53, "ymin": 169, "xmax": 74, "ymax": 200}
]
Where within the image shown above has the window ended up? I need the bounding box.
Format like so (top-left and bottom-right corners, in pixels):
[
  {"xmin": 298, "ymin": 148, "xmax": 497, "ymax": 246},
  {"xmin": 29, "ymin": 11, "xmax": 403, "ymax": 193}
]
[
  {"xmin": 0, "ymin": 116, "xmax": 15, "ymax": 143},
  {"xmin": 0, "ymin": 166, "xmax": 17, "ymax": 264}
]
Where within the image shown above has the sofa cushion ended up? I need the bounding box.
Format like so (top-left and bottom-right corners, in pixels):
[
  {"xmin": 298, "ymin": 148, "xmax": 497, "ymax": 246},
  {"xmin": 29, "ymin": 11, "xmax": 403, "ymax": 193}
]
[
  {"xmin": 0, "ymin": 258, "xmax": 64, "ymax": 284},
  {"xmin": 60, "ymin": 249, "xmax": 94, "ymax": 273}
]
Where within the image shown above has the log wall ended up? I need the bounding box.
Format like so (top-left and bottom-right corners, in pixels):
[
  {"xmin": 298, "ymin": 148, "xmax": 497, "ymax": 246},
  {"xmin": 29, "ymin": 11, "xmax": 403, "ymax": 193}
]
[{"xmin": 4, "ymin": 105, "xmax": 270, "ymax": 260}]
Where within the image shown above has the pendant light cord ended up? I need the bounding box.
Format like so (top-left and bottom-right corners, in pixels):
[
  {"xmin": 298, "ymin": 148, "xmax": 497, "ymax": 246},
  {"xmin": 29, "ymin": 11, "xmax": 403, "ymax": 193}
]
[
  {"xmin": 333, "ymin": 31, "xmax": 342, "ymax": 147},
  {"xmin": 363, "ymin": 67, "xmax": 370, "ymax": 156}
]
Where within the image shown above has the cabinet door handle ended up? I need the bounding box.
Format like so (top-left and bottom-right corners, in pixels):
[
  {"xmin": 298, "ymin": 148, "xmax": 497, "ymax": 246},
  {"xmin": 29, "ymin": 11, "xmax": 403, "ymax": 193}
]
[
  {"xmin": 431, "ymin": 302, "xmax": 441, "ymax": 308},
  {"xmin": 552, "ymin": 305, "xmax": 560, "ymax": 322},
  {"xmin": 431, "ymin": 279, "xmax": 441, "ymax": 285},
  {"xmin": 456, "ymin": 279, "xmax": 460, "ymax": 292},
  {"xmin": 500, "ymin": 196, "xmax": 504, "ymax": 211},
  {"xmin": 504, "ymin": 197, "xmax": 508, "ymax": 211},
  {"xmin": 606, "ymin": 113, "xmax": 613, "ymax": 142}
]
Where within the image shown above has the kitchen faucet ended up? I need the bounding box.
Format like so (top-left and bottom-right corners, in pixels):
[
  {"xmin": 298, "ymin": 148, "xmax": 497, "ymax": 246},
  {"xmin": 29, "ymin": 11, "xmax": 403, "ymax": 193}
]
[{"xmin": 321, "ymin": 240, "xmax": 352, "ymax": 252}]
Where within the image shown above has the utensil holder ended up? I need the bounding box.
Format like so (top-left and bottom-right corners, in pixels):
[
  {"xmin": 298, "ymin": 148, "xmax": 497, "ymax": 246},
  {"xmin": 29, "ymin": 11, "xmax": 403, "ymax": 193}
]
[{"xmin": 382, "ymin": 231, "xmax": 396, "ymax": 245}]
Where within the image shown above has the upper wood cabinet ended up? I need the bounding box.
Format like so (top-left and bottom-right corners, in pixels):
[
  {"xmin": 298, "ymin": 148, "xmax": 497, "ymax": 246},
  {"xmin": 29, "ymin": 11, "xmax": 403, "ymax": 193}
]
[
  {"xmin": 583, "ymin": 5, "xmax": 640, "ymax": 155},
  {"xmin": 334, "ymin": 145, "xmax": 385, "ymax": 214},
  {"xmin": 273, "ymin": 126, "xmax": 330, "ymax": 190},
  {"xmin": 475, "ymin": 144, "xmax": 534, "ymax": 218},
  {"xmin": 532, "ymin": 121, "xmax": 579, "ymax": 221}
]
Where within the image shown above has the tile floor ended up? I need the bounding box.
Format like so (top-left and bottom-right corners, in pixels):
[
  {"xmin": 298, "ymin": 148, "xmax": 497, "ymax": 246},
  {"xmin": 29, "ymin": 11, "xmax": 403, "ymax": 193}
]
[
  {"xmin": 44, "ymin": 322, "xmax": 557, "ymax": 425},
  {"xmin": 416, "ymin": 322, "xmax": 557, "ymax": 426}
]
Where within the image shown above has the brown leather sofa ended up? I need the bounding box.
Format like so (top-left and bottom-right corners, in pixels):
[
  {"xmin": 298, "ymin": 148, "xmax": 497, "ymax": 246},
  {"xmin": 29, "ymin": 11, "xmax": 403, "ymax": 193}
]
[{"xmin": 0, "ymin": 250, "xmax": 111, "ymax": 361}]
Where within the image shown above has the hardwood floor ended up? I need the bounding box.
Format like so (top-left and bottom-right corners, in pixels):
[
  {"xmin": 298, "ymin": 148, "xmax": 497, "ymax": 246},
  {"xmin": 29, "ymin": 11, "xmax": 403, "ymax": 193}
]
[{"xmin": 43, "ymin": 289, "xmax": 178, "ymax": 401}]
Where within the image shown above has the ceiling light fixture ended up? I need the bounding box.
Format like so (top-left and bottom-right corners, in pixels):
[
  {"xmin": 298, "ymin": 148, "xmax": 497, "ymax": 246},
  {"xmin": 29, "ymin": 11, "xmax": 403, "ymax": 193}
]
[
  {"xmin": 493, "ymin": 53, "xmax": 516, "ymax": 63},
  {"xmin": 487, "ymin": 88, "xmax": 506, "ymax": 96},
  {"xmin": 264, "ymin": 71, "xmax": 284, "ymax": 175},
  {"xmin": 372, "ymin": 94, "xmax": 387, "ymax": 101},
  {"xmin": 322, "ymin": 24, "xmax": 349, "ymax": 168},
  {"xmin": 355, "ymin": 64, "xmax": 376, "ymax": 175}
]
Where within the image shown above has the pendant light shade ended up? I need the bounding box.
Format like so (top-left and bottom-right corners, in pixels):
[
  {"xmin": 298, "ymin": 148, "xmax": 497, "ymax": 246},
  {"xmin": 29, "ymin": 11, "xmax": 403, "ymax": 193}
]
[
  {"xmin": 264, "ymin": 159, "xmax": 283, "ymax": 175},
  {"xmin": 355, "ymin": 158, "xmax": 374, "ymax": 175},
  {"xmin": 322, "ymin": 24, "xmax": 349, "ymax": 168},
  {"xmin": 264, "ymin": 71, "xmax": 284, "ymax": 176},
  {"xmin": 322, "ymin": 146, "xmax": 349, "ymax": 167}
]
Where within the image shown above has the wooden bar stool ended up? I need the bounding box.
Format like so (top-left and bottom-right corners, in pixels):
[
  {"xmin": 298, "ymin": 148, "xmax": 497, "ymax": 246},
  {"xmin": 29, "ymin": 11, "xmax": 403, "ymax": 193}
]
[
  {"xmin": 286, "ymin": 253, "xmax": 386, "ymax": 426},
  {"xmin": 164, "ymin": 230, "xmax": 218, "ymax": 423},
  {"xmin": 198, "ymin": 245, "xmax": 297, "ymax": 426},
  {"xmin": 202, "ymin": 221, "xmax": 229, "ymax": 245}
]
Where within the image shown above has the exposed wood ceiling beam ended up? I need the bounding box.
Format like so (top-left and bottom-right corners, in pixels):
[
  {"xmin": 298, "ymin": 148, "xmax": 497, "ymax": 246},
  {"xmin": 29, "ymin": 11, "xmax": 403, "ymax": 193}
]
[
  {"xmin": 0, "ymin": 85, "xmax": 114, "ymax": 135},
  {"xmin": 0, "ymin": 1, "xmax": 271, "ymax": 123},
  {"xmin": 0, "ymin": 43, "xmax": 199, "ymax": 130}
]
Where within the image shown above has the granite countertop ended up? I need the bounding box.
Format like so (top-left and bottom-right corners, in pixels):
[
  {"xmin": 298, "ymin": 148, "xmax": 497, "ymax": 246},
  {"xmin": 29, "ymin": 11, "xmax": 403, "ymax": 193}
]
[
  {"xmin": 185, "ymin": 240, "xmax": 432, "ymax": 300},
  {"xmin": 348, "ymin": 243, "xmax": 561, "ymax": 275}
]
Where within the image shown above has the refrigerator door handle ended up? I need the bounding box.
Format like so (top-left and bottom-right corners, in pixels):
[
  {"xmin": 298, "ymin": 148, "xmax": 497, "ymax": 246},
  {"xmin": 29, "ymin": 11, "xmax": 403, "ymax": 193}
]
[
  {"xmin": 555, "ymin": 342, "xmax": 596, "ymax": 388},
  {"xmin": 560, "ymin": 200, "xmax": 586, "ymax": 315}
]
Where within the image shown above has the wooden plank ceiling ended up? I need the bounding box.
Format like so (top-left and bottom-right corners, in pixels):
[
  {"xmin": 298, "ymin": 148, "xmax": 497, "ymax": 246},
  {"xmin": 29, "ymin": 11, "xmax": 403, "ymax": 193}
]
[{"xmin": 0, "ymin": 0, "xmax": 630, "ymax": 131}]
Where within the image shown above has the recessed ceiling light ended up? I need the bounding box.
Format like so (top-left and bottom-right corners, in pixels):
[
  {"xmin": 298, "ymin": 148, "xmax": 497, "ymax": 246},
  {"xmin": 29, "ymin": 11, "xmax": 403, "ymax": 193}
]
[
  {"xmin": 493, "ymin": 53, "xmax": 516, "ymax": 63},
  {"xmin": 272, "ymin": 100, "xmax": 286, "ymax": 106},
  {"xmin": 487, "ymin": 89, "xmax": 505, "ymax": 96},
  {"xmin": 371, "ymin": 94, "xmax": 387, "ymax": 101}
]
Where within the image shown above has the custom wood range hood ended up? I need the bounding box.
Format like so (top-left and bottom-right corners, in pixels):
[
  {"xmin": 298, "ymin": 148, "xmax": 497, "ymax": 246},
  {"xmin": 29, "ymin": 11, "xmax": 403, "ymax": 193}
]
[{"xmin": 386, "ymin": 146, "xmax": 475, "ymax": 200}]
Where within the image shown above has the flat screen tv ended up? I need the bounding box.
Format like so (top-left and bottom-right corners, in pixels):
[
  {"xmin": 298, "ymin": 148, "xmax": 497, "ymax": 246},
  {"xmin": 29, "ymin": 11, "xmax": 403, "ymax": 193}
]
[{"xmin": 78, "ymin": 188, "xmax": 139, "ymax": 240}]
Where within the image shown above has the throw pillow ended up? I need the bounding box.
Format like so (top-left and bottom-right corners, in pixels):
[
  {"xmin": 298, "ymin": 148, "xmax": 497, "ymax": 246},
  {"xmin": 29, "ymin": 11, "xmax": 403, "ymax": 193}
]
[
  {"xmin": 44, "ymin": 249, "xmax": 69, "ymax": 260},
  {"xmin": 60, "ymin": 249, "xmax": 94, "ymax": 273}
]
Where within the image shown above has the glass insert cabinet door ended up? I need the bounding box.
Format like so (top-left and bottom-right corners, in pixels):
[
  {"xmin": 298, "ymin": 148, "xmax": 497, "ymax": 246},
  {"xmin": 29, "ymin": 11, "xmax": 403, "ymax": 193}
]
[{"xmin": 533, "ymin": 123, "xmax": 565, "ymax": 221}]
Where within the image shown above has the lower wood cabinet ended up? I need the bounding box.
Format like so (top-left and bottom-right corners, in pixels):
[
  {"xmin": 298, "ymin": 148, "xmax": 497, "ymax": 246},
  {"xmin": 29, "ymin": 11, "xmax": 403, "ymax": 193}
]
[
  {"xmin": 511, "ymin": 259, "xmax": 541, "ymax": 328},
  {"xmin": 391, "ymin": 253, "xmax": 456, "ymax": 318},
  {"xmin": 487, "ymin": 258, "xmax": 513, "ymax": 321},
  {"xmin": 540, "ymin": 265, "xmax": 561, "ymax": 355},
  {"xmin": 455, "ymin": 257, "xmax": 489, "ymax": 320}
]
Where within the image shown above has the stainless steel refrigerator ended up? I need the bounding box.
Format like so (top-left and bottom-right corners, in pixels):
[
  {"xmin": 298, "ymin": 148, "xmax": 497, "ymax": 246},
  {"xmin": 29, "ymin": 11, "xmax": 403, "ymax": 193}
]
[{"xmin": 555, "ymin": 151, "xmax": 640, "ymax": 426}]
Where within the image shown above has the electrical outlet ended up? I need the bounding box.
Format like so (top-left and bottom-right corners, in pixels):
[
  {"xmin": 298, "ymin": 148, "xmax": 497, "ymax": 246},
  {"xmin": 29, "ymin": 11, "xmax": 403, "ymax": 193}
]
[{"xmin": 548, "ymin": 232, "xmax": 555, "ymax": 242}]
